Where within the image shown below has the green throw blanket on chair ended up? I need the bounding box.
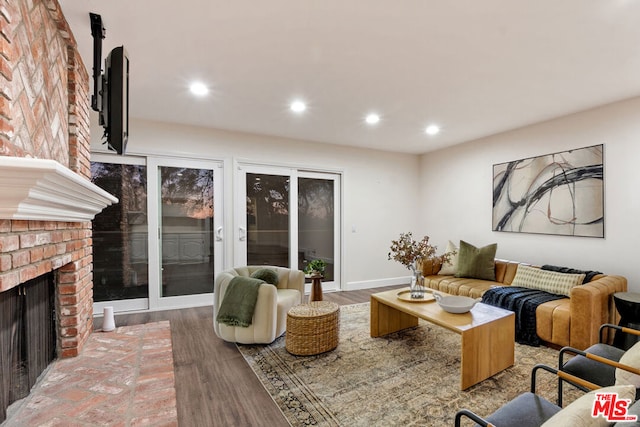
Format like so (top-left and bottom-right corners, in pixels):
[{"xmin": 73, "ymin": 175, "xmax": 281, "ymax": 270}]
[{"xmin": 216, "ymin": 276, "xmax": 266, "ymax": 327}]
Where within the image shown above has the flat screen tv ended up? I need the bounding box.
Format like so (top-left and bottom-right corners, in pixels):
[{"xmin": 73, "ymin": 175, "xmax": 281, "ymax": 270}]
[{"xmin": 100, "ymin": 46, "xmax": 129, "ymax": 155}]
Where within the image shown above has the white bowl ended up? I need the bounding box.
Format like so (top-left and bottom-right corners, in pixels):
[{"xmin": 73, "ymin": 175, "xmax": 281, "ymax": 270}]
[{"xmin": 434, "ymin": 293, "xmax": 480, "ymax": 314}]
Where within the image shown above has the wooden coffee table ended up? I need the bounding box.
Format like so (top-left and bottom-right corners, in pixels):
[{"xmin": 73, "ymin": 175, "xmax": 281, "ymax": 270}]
[{"xmin": 370, "ymin": 288, "xmax": 515, "ymax": 390}]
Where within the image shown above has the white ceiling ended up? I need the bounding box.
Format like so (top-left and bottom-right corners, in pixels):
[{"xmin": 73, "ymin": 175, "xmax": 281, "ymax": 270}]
[{"xmin": 58, "ymin": 0, "xmax": 640, "ymax": 154}]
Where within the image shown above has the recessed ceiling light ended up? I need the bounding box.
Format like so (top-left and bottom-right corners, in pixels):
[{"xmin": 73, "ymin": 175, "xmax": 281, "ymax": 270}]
[
  {"xmin": 189, "ymin": 82, "xmax": 209, "ymax": 97},
  {"xmin": 425, "ymin": 125, "xmax": 440, "ymax": 135},
  {"xmin": 290, "ymin": 100, "xmax": 307, "ymax": 113},
  {"xmin": 365, "ymin": 113, "xmax": 380, "ymax": 125}
]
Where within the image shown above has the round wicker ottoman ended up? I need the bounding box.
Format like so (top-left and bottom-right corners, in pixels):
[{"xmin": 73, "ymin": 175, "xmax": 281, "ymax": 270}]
[{"xmin": 286, "ymin": 301, "xmax": 340, "ymax": 356}]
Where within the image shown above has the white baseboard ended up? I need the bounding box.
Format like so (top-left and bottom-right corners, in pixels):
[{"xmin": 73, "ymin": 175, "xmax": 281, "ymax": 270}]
[{"xmin": 344, "ymin": 276, "xmax": 410, "ymax": 291}]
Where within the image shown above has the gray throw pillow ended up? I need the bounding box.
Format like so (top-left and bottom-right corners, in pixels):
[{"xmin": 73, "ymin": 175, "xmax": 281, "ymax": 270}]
[
  {"xmin": 454, "ymin": 240, "xmax": 497, "ymax": 281},
  {"xmin": 250, "ymin": 268, "xmax": 279, "ymax": 285}
]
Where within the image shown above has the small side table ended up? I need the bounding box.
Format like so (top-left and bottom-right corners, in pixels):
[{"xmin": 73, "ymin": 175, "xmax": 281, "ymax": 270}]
[
  {"xmin": 309, "ymin": 275, "xmax": 324, "ymax": 302},
  {"xmin": 286, "ymin": 301, "xmax": 340, "ymax": 356},
  {"xmin": 613, "ymin": 292, "xmax": 640, "ymax": 350}
]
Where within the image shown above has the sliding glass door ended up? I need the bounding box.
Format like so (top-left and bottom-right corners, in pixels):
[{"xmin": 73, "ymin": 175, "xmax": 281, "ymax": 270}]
[
  {"xmin": 92, "ymin": 155, "xmax": 224, "ymax": 313},
  {"xmin": 235, "ymin": 164, "xmax": 341, "ymax": 290}
]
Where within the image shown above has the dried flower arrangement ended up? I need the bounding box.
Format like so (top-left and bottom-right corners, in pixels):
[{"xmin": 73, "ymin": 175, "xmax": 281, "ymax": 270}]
[{"xmin": 387, "ymin": 232, "xmax": 454, "ymax": 272}]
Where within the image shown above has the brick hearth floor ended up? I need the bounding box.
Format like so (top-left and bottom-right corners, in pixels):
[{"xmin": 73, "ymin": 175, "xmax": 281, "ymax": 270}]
[{"xmin": 3, "ymin": 321, "xmax": 177, "ymax": 427}]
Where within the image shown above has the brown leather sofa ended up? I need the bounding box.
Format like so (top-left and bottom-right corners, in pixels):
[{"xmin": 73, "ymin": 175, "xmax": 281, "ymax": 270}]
[{"xmin": 421, "ymin": 259, "xmax": 627, "ymax": 350}]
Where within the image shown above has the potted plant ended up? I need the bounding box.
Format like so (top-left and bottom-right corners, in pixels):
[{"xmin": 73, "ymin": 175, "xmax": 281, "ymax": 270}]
[{"xmin": 304, "ymin": 259, "xmax": 327, "ymax": 278}]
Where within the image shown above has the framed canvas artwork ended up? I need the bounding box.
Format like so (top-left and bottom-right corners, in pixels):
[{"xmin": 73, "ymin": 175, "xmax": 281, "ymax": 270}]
[{"xmin": 492, "ymin": 144, "xmax": 604, "ymax": 237}]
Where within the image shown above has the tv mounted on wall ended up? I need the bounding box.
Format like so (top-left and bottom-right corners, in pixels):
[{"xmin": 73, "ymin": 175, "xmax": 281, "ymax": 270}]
[
  {"xmin": 101, "ymin": 46, "xmax": 129, "ymax": 155},
  {"xmin": 90, "ymin": 13, "xmax": 129, "ymax": 155}
]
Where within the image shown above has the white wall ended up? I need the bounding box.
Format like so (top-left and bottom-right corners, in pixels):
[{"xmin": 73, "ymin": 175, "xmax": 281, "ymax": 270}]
[
  {"xmin": 92, "ymin": 118, "xmax": 421, "ymax": 289},
  {"xmin": 419, "ymin": 96, "xmax": 640, "ymax": 290}
]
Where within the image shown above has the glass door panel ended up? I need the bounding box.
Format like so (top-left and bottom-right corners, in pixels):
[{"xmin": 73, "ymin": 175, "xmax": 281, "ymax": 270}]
[
  {"xmin": 91, "ymin": 161, "xmax": 149, "ymax": 303},
  {"xmin": 159, "ymin": 166, "xmax": 214, "ymax": 297},
  {"xmin": 298, "ymin": 177, "xmax": 335, "ymax": 282},
  {"xmin": 91, "ymin": 156, "xmax": 150, "ymax": 314},
  {"xmin": 246, "ymin": 173, "xmax": 290, "ymax": 267}
]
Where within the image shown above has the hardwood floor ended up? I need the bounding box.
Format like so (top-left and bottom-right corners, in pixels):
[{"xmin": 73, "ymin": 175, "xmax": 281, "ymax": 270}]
[{"xmin": 95, "ymin": 286, "xmax": 403, "ymax": 427}]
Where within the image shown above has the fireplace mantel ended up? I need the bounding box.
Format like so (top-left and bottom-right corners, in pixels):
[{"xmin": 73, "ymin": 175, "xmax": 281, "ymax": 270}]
[{"xmin": 0, "ymin": 157, "xmax": 118, "ymax": 222}]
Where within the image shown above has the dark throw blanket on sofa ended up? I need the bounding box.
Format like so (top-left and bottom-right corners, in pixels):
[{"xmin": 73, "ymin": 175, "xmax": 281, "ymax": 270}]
[{"xmin": 481, "ymin": 286, "xmax": 566, "ymax": 346}]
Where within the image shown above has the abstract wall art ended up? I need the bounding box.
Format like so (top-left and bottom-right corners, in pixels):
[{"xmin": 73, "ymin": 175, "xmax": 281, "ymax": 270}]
[{"xmin": 492, "ymin": 144, "xmax": 604, "ymax": 237}]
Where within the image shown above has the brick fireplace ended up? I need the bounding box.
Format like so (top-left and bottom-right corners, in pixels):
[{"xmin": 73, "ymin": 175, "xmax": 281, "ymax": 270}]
[
  {"xmin": 0, "ymin": 0, "xmax": 112, "ymax": 359},
  {"xmin": 0, "ymin": 0, "xmax": 118, "ymax": 420}
]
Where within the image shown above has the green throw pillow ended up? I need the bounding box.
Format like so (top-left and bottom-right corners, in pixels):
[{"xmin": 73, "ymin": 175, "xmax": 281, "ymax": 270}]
[
  {"xmin": 250, "ymin": 268, "xmax": 279, "ymax": 285},
  {"xmin": 454, "ymin": 240, "xmax": 497, "ymax": 280}
]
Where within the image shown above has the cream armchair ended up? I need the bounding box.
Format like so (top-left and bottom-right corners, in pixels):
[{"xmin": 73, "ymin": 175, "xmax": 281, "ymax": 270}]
[{"xmin": 213, "ymin": 266, "xmax": 305, "ymax": 344}]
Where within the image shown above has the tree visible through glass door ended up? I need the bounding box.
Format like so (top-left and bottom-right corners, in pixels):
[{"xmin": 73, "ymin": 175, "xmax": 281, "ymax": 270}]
[
  {"xmin": 160, "ymin": 166, "xmax": 214, "ymax": 297},
  {"xmin": 298, "ymin": 177, "xmax": 334, "ymax": 281},
  {"xmin": 245, "ymin": 173, "xmax": 290, "ymax": 267},
  {"xmin": 91, "ymin": 162, "xmax": 149, "ymax": 301}
]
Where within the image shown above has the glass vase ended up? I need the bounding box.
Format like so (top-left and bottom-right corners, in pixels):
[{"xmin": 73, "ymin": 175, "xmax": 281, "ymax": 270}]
[{"xmin": 410, "ymin": 269, "xmax": 425, "ymax": 299}]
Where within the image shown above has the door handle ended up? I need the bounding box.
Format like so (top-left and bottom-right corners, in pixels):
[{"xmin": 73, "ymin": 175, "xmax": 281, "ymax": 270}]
[
  {"xmin": 239, "ymin": 226, "xmax": 247, "ymax": 241},
  {"xmin": 215, "ymin": 226, "xmax": 223, "ymax": 242}
]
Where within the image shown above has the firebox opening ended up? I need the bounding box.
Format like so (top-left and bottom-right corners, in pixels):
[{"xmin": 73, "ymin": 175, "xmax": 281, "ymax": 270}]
[{"xmin": 0, "ymin": 272, "xmax": 56, "ymax": 422}]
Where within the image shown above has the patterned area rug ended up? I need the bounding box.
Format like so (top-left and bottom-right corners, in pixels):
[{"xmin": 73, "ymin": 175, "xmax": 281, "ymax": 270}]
[
  {"xmin": 4, "ymin": 321, "xmax": 177, "ymax": 426},
  {"xmin": 238, "ymin": 303, "xmax": 581, "ymax": 427}
]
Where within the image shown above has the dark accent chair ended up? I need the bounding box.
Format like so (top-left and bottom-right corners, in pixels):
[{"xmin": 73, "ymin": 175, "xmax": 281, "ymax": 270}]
[
  {"xmin": 454, "ymin": 364, "xmax": 600, "ymax": 427},
  {"xmin": 558, "ymin": 323, "xmax": 640, "ymax": 406}
]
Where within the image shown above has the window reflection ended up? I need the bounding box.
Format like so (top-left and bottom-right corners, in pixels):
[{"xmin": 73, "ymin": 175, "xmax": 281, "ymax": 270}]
[
  {"xmin": 298, "ymin": 178, "xmax": 334, "ymax": 281},
  {"xmin": 91, "ymin": 162, "xmax": 149, "ymax": 301},
  {"xmin": 160, "ymin": 167, "xmax": 214, "ymax": 297},
  {"xmin": 246, "ymin": 173, "xmax": 290, "ymax": 267}
]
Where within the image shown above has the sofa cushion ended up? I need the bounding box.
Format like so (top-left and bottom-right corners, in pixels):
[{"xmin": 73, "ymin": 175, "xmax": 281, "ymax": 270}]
[
  {"xmin": 616, "ymin": 341, "xmax": 640, "ymax": 388},
  {"xmin": 423, "ymin": 275, "xmax": 501, "ymax": 298},
  {"xmin": 456, "ymin": 281, "xmax": 498, "ymax": 299},
  {"xmin": 536, "ymin": 299, "xmax": 571, "ymax": 346},
  {"xmin": 438, "ymin": 240, "xmax": 458, "ymax": 275},
  {"xmin": 500, "ymin": 260, "xmax": 522, "ymax": 285},
  {"xmin": 511, "ymin": 264, "xmax": 585, "ymax": 297},
  {"xmin": 454, "ymin": 240, "xmax": 497, "ymax": 280},
  {"xmin": 420, "ymin": 258, "xmax": 442, "ymax": 275},
  {"xmin": 542, "ymin": 384, "xmax": 635, "ymax": 426}
]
